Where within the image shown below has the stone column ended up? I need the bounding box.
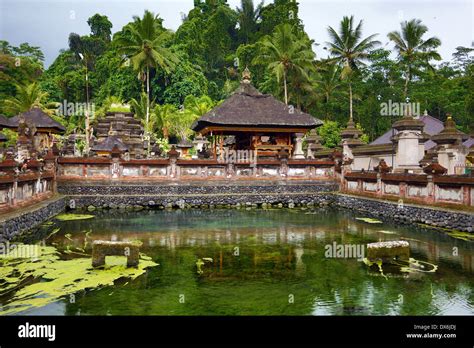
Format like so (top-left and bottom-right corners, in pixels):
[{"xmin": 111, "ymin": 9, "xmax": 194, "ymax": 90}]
[
  {"xmin": 292, "ymin": 133, "xmax": 305, "ymax": 159},
  {"xmin": 376, "ymin": 173, "xmax": 382, "ymax": 197},
  {"xmin": 426, "ymin": 175, "xmax": 435, "ymax": 204},
  {"xmin": 168, "ymin": 146, "xmax": 179, "ymax": 179}
]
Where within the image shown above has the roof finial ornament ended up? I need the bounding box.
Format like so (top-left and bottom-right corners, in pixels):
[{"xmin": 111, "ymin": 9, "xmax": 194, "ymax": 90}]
[{"xmin": 242, "ymin": 66, "xmax": 251, "ymax": 84}]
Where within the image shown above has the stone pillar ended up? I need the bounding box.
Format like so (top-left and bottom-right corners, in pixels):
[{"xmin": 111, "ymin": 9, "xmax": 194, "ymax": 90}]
[
  {"xmin": 399, "ymin": 181, "xmax": 407, "ymax": 198},
  {"xmin": 394, "ymin": 130, "xmax": 424, "ymax": 173},
  {"xmin": 426, "ymin": 175, "xmax": 435, "ymax": 204},
  {"xmin": 390, "ymin": 113, "xmax": 425, "ymax": 173},
  {"xmin": 226, "ymin": 162, "xmax": 234, "ymax": 178},
  {"xmin": 168, "ymin": 146, "xmax": 179, "ymax": 178},
  {"xmin": 431, "ymin": 114, "xmax": 469, "ymax": 175},
  {"xmin": 292, "ymin": 133, "xmax": 305, "ymax": 159},
  {"xmin": 278, "ymin": 148, "xmax": 289, "ymax": 177},
  {"xmin": 376, "ymin": 173, "xmax": 382, "ymax": 197}
]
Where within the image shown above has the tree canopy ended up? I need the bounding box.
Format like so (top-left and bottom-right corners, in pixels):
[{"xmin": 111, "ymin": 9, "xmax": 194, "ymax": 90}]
[{"xmin": 0, "ymin": 0, "xmax": 472, "ymax": 149}]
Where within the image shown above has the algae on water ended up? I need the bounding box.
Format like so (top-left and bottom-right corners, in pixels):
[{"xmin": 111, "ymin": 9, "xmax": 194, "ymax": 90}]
[
  {"xmin": 356, "ymin": 217, "xmax": 383, "ymax": 224},
  {"xmin": 0, "ymin": 244, "xmax": 158, "ymax": 315},
  {"xmin": 55, "ymin": 214, "xmax": 95, "ymax": 221}
]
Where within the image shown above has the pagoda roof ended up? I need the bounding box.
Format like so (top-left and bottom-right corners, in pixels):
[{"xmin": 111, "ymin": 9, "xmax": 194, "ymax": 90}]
[
  {"xmin": 92, "ymin": 135, "xmax": 129, "ymax": 152},
  {"xmin": 7, "ymin": 108, "xmax": 66, "ymax": 134},
  {"xmin": 192, "ymin": 82, "xmax": 322, "ymax": 133}
]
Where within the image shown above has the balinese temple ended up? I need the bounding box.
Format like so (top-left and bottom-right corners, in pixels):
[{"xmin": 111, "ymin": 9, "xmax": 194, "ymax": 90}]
[
  {"xmin": 93, "ymin": 111, "xmax": 144, "ymax": 158},
  {"xmin": 0, "ymin": 115, "xmax": 11, "ymax": 145},
  {"xmin": 0, "ymin": 108, "xmax": 65, "ymax": 153},
  {"xmin": 192, "ymin": 68, "xmax": 322, "ymax": 159},
  {"xmin": 323, "ymin": 110, "xmax": 473, "ymax": 175}
]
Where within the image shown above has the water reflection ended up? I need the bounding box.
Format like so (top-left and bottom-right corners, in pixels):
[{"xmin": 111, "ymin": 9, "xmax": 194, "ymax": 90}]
[{"xmin": 12, "ymin": 208, "xmax": 474, "ymax": 315}]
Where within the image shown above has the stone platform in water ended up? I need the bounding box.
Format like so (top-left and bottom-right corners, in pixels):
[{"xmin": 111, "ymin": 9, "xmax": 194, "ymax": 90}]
[
  {"xmin": 92, "ymin": 240, "xmax": 141, "ymax": 267},
  {"xmin": 367, "ymin": 240, "xmax": 410, "ymax": 264}
]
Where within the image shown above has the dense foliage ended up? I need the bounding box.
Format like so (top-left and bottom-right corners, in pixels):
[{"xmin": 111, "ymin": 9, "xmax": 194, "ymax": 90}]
[{"xmin": 0, "ymin": 0, "xmax": 472, "ymax": 147}]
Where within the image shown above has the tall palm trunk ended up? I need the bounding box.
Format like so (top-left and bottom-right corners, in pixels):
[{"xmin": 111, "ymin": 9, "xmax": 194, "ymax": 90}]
[
  {"xmin": 146, "ymin": 66, "xmax": 150, "ymax": 155},
  {"xmin": 85, "ymin": 66, "xmax": 90, "ymax": 154},
  {"xmin": 403, "ymin": 68, "xmax": 410, "ymax": 100},
  {"xmin": 349, "ymin": 81, "xmax": 353, "ymax": 121},
  {"xmin": 283, "ymin": 70, "xmax": 288, "ymax": 105}
]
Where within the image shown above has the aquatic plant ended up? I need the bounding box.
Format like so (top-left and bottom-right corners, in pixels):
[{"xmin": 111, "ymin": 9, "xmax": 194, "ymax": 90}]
[{"xmin": 0, "ymin": 244, "xmax": 158, "ymax": 315}]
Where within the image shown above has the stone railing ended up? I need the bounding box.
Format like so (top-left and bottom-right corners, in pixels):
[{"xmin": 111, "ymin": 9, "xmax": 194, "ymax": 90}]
[
  {"xmin": 0, "ymin": 170, "xmax": 56, "ymax": 213},
  {"xmin": 57, "ymin": 157, "xmax": 336, "ymax": 181},
  {"xmin": 343, "ymin": 171, "xmax": 474, "ymax": 207}
]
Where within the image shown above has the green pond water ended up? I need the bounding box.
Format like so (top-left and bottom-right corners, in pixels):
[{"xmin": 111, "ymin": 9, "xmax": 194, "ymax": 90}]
[{"xmin": 2, "ymin": 207, "xmax": 474, "ymax": 315}]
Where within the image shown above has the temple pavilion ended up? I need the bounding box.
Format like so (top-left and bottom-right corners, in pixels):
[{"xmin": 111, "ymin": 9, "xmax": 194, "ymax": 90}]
[
  {"xmin": 0, "ymin": 108, "xmax": 65, "ymax": 153},
  {"xmin": 191, "ymin": 68, "xmax": 322, "ymax": 159}
]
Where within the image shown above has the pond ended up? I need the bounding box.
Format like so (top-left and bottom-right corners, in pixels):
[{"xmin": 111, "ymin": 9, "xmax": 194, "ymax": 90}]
[{"xmin": 1, "ymin": 207, "xmax": 474, "ymax": 315}]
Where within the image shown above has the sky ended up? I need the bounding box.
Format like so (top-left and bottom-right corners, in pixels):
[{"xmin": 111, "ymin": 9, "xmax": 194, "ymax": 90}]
[{"xmin": 0, "ymin": 0, "xmax": 473, "ymax": 67}]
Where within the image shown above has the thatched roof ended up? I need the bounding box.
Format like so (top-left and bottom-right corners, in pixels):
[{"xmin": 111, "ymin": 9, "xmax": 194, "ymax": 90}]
[
  {"xmin": 192, "ymin": 81, "xmax": 322, "ymax": 132},
  {"xmin": 0, "ymin": 115, "xmax": 12, "ymax": 128},
  {"xmin": 92, "ymin": 135, "xmax": 128, "ymax": 152},
  {"xmin": 8, "ymin": 108, "xmax": 66, "ymax": 134}
]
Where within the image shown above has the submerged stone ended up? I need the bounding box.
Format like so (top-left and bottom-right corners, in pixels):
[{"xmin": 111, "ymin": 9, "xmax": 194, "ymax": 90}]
[{"xmin": 367, "ymin": 240, "xmax": 410, "ymax": 264}]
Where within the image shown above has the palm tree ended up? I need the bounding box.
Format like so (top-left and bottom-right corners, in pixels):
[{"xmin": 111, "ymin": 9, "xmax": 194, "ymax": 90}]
[
  {"xmin": 236, "ymin": 0, "xmax": 263, "ymax": 44},
  {"xmin": 315, "ymin": 60, "xmax": 343, "ymax": 120},
  {"xmin": 257, "ymin": 23, "xmax": 315, "ymax": 105},
  {"xmin": 326, "ymin": 16, "xmax": 380, "ymax": 122},
  {"xmin": 153, "ymin": 104, "xmax": 177, "ymax": 140},
  {"xmin": 130, "ymin": 92, "xmax": 156, "ymax": 134},
  {"xmin": 3, "ymin": 82, "xmax": 48, "ymax": 114},
  {"xmin": 388, "ymin": 19, "xmax": 441, "ymax": 97},
  {"xmin": 183, "ymin": 95, "xmax": 215, "ymax": 117},
  {"xmin": 116, "ymin": 10, "xmax": 179, "ymax": 149}
]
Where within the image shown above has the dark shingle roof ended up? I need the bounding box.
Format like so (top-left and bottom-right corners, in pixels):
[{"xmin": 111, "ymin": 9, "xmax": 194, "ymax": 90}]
[
  {"xmin": 92, "ymin": 135, "xmax": 129, "ymax": 152},
  {"xmin": 8, "ymin": 108, "xmax": 66, "ymax": 134},
  {"xmin": 371, "ymin": 114, "xmax": 472, "ymax": 149},
  {"xmin": 0, "ymin": 132, "xmax": 7, "ymax": 142},
  {"xmin": 192, "ymin": 82, "xmax": 322, "ymax": 132},
  {"xmin": 0, "ymin": 115, "xmax": 12, "ymax": 128}
]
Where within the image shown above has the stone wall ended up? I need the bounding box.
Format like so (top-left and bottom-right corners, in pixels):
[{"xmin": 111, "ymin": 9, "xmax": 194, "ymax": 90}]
[
  {"xmin": 343, "ymin": 171, "xmax": 474, "ymax": 207},
  {"xmin": 334, "ymin": 194, "xmax": 473, "ymax": 233},
  {"xmin": 0, "ymin": 171, "xmax": 56, "ymax": 213},
  {"xmin": 57, "ymin": 157, "xmax": 336, "ymax": 181},
  {"xmin": 59, "ymin": 180, "xmax": 339, "ymax": 209},
  {"xmin": 0, "ymin": 196, "xmax": 67, "ymax": 241}
]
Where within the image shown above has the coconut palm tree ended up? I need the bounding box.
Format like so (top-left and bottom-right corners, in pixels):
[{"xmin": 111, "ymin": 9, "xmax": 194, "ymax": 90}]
[
  {"xmin": 3, "ymin": 82, "xmax": 48, "ymax": 114},
  {"xmin": 236, "ymin": 0, "xmax": 263, "ymax": 44},
  {"xmin": 326, "ymin": 16, "xmax": 380, "ymax": 122},
  {"xmin": 116, "ymin": 10, "xmax": 179, "ymax": 149},
  {"xmin": 257, "ymin": 23, "xmax": 315, "ymax": 105},
  {"xmin": 388, "ymin": 19, "xmax": 441, "ymax": 97},
  {"xmin": 315, "ymin": 60, "xmax": 344, "ymax": 120}
]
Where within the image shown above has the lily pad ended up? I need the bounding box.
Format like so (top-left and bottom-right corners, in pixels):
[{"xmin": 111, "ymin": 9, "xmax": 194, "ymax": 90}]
[{"xmin": 55, "ymin": 214, "xmax": 95, "ymax": 221}]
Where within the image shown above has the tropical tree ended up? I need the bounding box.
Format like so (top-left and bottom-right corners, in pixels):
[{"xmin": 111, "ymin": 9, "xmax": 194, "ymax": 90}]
[
  {"xmin": 153, "ymin": 104, "xmax": 177, "ymax": 140},
  {"xmin": 257, "ymin": 23, "xmax": 315, "ymax": 105},
  {"xmin": 388, "ymin": 19, "xmax": 441, "ymax": 97},
  {"xmin": 326, "ymin": 16, "xmax": 380, "ymax": 122},
  {"xmin": 130, "ymin": 92, "xmax": 156, "ymax": 134},
  {"xmin": 2, "ymin": 82, "xmax": 48, "ymax": 114},
  {"xmin": 115, "ymin": 10, "xmax": 179, "ymax": 149},
  {"xmin": 236, "ymin": 0, "xmax": 263, "ymax": 44},
  {"xmin": 315, "ymin": 60, "xmax": 344, "ymax": 120},
  {"xmin": 183, "ymin": 95, "xmax": 215, "ymax": 117}
]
